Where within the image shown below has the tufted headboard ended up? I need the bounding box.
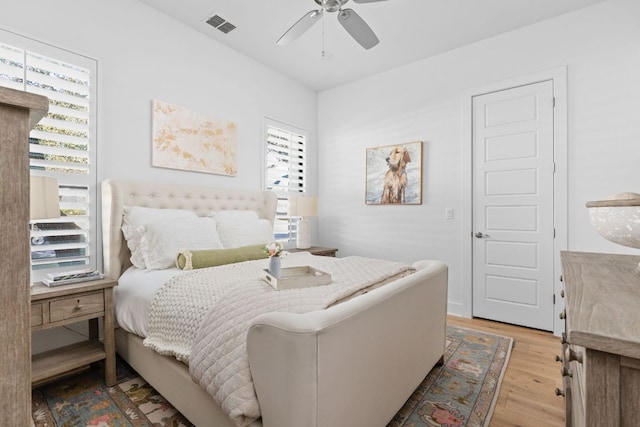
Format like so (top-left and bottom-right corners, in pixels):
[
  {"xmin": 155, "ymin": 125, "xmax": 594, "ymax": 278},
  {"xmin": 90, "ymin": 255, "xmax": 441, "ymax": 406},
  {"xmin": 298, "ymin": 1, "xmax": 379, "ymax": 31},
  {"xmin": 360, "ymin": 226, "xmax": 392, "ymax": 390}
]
[{"xmin": 101, "ymin": 179, "xmax": 277, "ymax": 279}]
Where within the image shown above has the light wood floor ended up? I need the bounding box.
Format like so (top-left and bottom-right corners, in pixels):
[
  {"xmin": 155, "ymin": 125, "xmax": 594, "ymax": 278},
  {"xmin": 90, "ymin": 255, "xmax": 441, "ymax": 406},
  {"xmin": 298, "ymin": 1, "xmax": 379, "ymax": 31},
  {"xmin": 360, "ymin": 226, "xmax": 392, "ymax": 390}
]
[{"xmin": 447, "ymin": 315, "xmax": 565, "ymax": 427}]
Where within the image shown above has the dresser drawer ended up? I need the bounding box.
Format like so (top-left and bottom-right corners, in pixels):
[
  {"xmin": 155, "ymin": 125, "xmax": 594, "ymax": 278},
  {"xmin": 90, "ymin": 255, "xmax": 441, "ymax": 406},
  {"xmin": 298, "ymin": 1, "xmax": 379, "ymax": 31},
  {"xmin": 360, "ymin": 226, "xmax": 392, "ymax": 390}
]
[
  {"xmin": 31, "ymin": 303, "xmax": 43, "ymax": 327},
  {"xmin": 49, "ymin": 291, "xmax": 104, "ymax": 323}
]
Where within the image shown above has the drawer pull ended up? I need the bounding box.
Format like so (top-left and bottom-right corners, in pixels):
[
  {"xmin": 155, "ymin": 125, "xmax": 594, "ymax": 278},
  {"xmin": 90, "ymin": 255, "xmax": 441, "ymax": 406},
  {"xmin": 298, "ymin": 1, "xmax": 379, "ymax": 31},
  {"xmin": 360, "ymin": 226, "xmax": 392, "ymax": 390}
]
[
  {"xmin": 560, "ymin": 274, "xmax": 563, "ymax": 282},
  {"xmin": 561, "ymin": 333, "xmax": 567, "ymax": 345},
  {"xmin": 561, "ymin": 367, "xmax": 573, "ymax": 377},
  {"xmin": 555, "ymin": 388, "xmax": 565, "ymax": 397},
  {"xmin": 555, "ymin": 355, "xmax": 562, "ymax": 363},
  {"xmin": 565, "ymin": 347, "xmax": 584, "ymax": 364},
  {"xmin": 559, "ymin": 310, "xmax": 566, "ymax": 320},
  {"xmin": 560, "ymin": 289, "xmax": 565, "ymax": 298}
]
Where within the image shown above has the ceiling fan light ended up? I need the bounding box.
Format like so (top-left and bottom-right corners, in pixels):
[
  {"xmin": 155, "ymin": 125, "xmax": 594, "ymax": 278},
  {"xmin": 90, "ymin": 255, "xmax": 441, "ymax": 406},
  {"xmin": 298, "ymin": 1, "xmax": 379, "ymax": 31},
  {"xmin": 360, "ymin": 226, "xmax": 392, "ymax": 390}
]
[{"xmin": 316, "ymin": 0, "xmax": 350, "ymax": 13}]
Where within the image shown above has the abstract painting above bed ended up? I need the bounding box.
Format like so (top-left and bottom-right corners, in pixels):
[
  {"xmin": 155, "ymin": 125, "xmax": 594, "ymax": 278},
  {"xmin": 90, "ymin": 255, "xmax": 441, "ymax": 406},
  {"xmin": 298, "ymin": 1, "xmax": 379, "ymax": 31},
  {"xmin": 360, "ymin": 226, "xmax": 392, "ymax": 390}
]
[{"xmin": 151, "ymin": 100, "xmax": 238, "ymax": 176}]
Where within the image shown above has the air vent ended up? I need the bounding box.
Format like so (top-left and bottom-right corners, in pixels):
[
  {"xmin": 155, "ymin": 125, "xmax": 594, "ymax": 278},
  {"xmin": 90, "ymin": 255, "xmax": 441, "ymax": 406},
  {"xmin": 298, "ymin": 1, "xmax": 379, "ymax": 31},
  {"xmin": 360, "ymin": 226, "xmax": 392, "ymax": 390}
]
[
  {"xmin": 217, "ymin": 22, "xmax": 236, "ymax": 34},
  {"xmin": 206, "ymin": 14, "xmax": 236, "ymax": 34}
]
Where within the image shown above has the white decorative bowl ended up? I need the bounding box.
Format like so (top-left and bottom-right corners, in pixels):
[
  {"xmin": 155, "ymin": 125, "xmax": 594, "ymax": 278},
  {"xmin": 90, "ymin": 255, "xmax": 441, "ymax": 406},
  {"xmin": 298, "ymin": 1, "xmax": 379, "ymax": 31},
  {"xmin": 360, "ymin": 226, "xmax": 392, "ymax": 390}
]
[{"xmin": 586, "ymin": 192, "xmax": 640, "ymax": 249}]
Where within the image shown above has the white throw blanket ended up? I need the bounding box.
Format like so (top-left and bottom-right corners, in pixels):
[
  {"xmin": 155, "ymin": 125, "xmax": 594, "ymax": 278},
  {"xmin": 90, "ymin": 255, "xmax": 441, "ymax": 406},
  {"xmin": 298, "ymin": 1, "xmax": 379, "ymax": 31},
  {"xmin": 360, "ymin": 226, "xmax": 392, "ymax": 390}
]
[
  {"xmin": 143, "ymin": 256, "xmax": 273, "ymax": 363},
  {"xmin": 144, "ymin": 253, "xmax": 414, "ymax": 427}
]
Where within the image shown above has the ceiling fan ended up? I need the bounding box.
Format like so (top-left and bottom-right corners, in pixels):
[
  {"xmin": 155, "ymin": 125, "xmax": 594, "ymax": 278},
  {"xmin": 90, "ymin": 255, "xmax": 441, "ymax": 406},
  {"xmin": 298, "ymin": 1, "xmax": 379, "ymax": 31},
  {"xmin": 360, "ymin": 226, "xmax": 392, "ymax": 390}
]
[{"xmin": 277, "ymin": 0, "xmax": 388, "ymax": 50}]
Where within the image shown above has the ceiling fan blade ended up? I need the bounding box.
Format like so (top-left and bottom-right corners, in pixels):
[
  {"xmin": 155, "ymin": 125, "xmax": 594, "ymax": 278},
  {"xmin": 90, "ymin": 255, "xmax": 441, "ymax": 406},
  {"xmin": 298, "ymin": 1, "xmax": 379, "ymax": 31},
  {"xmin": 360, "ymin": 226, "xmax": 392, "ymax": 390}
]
[
  {"xmin": 337, "ymin": 8, "xmax": 379, "ymax": 49},
  {"xmin": 352, "ymin": 0, "xmax": 388, "ymax": 2},
  {"xmin": 277, "ymin": 10, "xmax": 322, "ymax": 45}
]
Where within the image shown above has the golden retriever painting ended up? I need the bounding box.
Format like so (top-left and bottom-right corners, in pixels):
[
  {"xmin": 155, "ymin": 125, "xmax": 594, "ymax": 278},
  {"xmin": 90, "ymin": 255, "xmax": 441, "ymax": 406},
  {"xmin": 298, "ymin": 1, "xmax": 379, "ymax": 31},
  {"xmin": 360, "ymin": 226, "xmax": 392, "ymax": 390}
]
[
  {"xmin": 381, "ymin": 145, "xmax": 411, "ymax": 204},
  {"xmin": 366, "ymin": 141, "xmax": 422, "ymax": 205}
]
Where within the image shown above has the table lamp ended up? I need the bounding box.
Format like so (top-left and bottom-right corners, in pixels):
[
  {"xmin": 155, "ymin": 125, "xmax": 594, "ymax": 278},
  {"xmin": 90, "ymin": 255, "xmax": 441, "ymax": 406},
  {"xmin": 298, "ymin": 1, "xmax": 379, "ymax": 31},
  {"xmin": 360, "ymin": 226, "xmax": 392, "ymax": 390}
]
[{"xmin": 289, "ymin": 195, "xmax": 317, "ymax": 249}]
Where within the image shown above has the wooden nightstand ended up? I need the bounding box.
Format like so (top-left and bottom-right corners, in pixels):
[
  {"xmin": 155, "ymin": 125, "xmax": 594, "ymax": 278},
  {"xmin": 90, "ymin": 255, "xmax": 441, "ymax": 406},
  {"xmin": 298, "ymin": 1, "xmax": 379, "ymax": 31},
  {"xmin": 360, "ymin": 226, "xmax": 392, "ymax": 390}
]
[
  {"xmin": 288, "ymin": 246, "xmax": 338, "ymax": 257},
  {"xmin": 30, "ymin": 278, "xmax": 117, "ymax": 387}
]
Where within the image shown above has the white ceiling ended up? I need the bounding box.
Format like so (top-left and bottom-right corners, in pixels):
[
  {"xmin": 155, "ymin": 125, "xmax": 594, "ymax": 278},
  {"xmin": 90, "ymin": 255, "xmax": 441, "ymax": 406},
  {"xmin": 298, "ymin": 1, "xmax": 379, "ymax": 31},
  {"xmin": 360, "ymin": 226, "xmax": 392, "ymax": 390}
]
[{"xmin": 137, "ymin": 0, "xmax": 607, "ymax": 92}]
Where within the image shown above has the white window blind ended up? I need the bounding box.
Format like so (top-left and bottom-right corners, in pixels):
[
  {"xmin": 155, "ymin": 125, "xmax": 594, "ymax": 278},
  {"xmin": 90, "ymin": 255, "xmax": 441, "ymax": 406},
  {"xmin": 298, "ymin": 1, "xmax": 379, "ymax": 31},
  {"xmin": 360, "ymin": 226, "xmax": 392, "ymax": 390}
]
[
  {"xmin": 264, "ymin": 119, "xmax": 308, "ymax": 241},
  {"xmin": 0, "ymin": 33, "xmax": 97, "ymax": 282}
]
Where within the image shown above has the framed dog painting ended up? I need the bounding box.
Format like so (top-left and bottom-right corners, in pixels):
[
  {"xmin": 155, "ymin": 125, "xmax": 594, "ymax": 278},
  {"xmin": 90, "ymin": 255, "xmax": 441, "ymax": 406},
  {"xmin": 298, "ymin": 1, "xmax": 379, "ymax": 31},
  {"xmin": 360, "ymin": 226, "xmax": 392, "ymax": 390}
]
[{"xmin": 366, "ymin": 141, "xmax": 422, "ymax": 205}]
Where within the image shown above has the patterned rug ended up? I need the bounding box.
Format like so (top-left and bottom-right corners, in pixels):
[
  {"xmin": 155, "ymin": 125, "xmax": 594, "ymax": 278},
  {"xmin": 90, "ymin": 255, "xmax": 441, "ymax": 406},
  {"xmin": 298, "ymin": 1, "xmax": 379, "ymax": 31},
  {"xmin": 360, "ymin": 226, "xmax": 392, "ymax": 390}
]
[
  {"xmin": 31, "ymin": 325, "xmax": 512, "ymax": 427},
  {"xmin": 389, "ymin": 325, "xmax": 513, "ymax": 427}
]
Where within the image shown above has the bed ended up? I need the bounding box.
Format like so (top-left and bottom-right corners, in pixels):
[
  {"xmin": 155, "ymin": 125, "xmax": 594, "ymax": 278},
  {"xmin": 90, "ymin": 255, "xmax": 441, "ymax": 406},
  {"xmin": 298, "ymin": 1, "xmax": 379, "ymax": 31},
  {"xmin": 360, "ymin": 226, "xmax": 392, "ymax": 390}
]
[{"xmin": 101, "ymin": 179, "xmax": 448, "ymax": 427}]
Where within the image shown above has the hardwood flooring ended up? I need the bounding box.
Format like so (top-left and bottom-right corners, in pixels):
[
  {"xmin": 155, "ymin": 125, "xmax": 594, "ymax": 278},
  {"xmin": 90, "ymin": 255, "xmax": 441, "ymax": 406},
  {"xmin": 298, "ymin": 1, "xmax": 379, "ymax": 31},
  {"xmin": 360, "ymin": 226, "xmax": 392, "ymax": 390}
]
[{"xmin": 447, "ymin": 315, "xmax": 565, "ymax": 427}]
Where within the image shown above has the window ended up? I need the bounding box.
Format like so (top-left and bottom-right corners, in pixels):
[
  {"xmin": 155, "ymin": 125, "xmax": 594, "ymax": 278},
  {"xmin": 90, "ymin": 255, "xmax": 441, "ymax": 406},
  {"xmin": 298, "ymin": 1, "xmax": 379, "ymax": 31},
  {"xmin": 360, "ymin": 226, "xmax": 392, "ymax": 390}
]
[
  {"xmin": 0, "ymin": 32, "xmax": 97, "ymax": 281},
  {"xmin": 264, "ymin": 118, "xmax": 308, "ymax": 242}
]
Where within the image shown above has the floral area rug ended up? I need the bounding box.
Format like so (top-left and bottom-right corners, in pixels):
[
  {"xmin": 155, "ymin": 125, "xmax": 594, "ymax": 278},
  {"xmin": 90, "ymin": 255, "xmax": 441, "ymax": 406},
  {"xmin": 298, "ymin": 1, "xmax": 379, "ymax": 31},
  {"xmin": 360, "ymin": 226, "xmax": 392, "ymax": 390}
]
[
  {"xmin": 32, "ymin": 325, "xmax": 512, "ymax": 427},
  {"xmin": 389, "ymin": 325, "xmax": 513, "ymax": 427},
  {"xmin": 31, "ymin": 358, "xmax": 193, "ymax": 427}
]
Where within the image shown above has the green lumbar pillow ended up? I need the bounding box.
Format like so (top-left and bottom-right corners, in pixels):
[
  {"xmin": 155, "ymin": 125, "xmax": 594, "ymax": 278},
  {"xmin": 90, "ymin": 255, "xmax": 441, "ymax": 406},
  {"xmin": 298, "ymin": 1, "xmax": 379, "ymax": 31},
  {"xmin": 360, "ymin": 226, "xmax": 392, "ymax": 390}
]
[{"xmin": 176, "ymin": 244, "xmax": 268, "ymax": 270}]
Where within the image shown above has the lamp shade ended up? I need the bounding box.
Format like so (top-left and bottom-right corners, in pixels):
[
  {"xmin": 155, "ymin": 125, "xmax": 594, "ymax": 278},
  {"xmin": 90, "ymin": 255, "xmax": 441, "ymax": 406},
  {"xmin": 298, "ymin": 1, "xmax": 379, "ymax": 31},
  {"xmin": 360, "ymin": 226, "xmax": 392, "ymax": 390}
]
[
  {"xmin": 288, "ymin": 195, "xmax": 318, "ymax": 218},
  {"xmin": 30, "ymin": 176, "xmax": 60, "ymax": 220}
]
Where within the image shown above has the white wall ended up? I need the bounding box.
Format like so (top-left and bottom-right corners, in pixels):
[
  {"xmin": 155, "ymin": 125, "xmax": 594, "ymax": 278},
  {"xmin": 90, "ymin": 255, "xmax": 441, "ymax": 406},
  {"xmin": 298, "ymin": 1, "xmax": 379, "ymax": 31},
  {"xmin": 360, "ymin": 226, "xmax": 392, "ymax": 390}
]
[
  {"xmin": 1, "ymin": 0, "xmax": 317, "ymax": 353},
  {"xmin": 317, "ymin": 0, "xmax": 640, "ymax": 316},
  {"xmin": 0, "ymin": 0, "xmax": 317, "ymax": 191}
]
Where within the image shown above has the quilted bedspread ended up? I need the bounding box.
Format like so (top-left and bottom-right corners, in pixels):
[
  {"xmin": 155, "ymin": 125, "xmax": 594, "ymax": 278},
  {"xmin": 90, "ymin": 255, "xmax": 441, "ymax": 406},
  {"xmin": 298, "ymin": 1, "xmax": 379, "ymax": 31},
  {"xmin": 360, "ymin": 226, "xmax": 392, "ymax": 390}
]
[{"xmin": 144, "ymin": 252, "xmax": 414, "ymax": 427}]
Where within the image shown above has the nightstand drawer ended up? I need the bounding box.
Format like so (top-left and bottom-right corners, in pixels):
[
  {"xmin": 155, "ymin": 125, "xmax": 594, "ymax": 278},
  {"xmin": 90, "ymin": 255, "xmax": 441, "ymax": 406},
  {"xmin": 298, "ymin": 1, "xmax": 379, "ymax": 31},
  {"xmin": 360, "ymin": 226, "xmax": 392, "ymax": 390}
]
[
  {"xmin": 49, "ymin": 291, "xmax": 104, "ymax": 323},
  {"xmin": 31, "ymin": 303, "xmax": 43, "ymax": 327}
]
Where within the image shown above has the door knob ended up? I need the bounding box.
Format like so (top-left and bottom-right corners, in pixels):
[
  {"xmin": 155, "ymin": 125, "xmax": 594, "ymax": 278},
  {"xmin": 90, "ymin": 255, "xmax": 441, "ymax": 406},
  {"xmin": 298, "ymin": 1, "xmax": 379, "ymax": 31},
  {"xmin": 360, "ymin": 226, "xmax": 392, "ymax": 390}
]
[{"xmin": 475, "ymin": 232, "xmax": 489, "ymax": 238}]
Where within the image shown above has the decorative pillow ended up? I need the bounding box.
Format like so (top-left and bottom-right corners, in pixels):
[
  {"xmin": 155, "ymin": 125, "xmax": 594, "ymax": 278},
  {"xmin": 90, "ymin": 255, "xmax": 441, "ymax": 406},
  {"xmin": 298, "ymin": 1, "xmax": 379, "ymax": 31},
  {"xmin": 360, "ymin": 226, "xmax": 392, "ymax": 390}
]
[
  {"xmin": 207, "ymin": 210, "xmax": 260, "ymax": 222},
  {"xmin": 139, "ymin": 217, "xmax": 223, "ymax": 270},
  {"xmin": 216, "ymin": 219, "xmax": 274, "ymax": 248},
  {"xmin": 122, "ymin": 206, "xmax": 198, "ymax": 269},
  {"xmin": 176, "ymin": 245, "xmax": 268, "ymax": 270}
]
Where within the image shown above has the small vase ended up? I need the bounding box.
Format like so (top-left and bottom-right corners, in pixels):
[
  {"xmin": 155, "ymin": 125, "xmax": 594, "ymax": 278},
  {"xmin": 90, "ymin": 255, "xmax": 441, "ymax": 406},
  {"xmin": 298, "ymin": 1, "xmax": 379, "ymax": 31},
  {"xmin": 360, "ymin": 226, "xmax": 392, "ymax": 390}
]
[{"xmin": 269, "ymin": 255, "xmax": 281, "ymax": 278}]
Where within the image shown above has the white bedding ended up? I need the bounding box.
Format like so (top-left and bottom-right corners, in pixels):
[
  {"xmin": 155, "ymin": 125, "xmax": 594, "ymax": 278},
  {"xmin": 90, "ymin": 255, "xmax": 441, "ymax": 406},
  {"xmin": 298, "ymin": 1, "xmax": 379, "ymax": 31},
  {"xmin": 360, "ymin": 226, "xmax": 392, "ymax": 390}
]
[
  {"xmin": 113, "ymin": 266, "xmax": 185, "ymax": 337},
  {"xmin": 113, "ymin": 253, "xmax": 310, "ymax": 337}
]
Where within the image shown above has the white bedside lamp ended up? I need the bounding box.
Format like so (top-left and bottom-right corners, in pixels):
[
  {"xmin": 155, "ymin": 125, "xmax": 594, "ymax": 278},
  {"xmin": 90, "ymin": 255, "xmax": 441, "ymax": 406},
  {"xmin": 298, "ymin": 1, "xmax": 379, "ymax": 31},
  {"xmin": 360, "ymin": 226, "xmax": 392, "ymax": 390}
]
[
  {"xmin": 289, "ymin": 195, "xmax": 317, "ymax": 249},
  {"xmin": 30, "ymin": 176, "xmax": 60, "ymax": 285}
]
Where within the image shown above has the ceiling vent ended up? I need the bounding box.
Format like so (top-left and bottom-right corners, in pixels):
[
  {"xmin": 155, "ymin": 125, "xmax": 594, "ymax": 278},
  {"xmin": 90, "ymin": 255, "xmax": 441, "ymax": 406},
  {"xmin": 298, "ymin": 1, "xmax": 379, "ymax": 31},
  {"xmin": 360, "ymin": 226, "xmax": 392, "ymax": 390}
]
[{"xmin": 206, "ymin": 14, "xmax": 236, "ymax": 34}]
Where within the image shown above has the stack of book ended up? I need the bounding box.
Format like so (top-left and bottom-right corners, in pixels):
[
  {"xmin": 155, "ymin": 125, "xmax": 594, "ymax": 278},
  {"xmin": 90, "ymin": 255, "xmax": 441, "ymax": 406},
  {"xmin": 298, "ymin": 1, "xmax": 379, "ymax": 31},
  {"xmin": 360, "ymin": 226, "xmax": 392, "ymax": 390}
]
[{"xmin": 42, "ymin": 268, "xmax": 104, "ymax": 287}]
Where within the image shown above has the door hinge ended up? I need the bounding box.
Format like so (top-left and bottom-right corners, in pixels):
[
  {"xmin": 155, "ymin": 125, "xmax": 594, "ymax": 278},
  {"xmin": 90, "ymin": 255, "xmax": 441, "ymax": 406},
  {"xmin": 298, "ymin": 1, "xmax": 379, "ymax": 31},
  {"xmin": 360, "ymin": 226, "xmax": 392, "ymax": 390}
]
[
  {"xmin": 553, "ymin": 294, "xmax": 556, "ymax": 304},
  {"xmin": 553, "ymin": 162, "xmax": 556, "ymax": 173},
  {"xmin": 552, "ymin": 97, "xmax": 556, "ymax": 108},
  {"xmin": 554, "ymin": 228, "xmax": 556, "ymax": 238}
]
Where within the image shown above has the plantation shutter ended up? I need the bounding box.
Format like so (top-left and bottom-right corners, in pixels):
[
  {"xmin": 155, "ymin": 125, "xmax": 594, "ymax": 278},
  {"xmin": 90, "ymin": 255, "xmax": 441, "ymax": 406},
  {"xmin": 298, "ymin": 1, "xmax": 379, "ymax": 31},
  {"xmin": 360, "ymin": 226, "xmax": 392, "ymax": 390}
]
[
  {"xmin": 0, "ymin": 43, "xmax": 24, "ymax": 90},
  {"xmin": 264, "ymin": 119, "xmax": 308, "ymax": 241},
  {"xmin": 0, "ymin": 36, "xmax": 97, "ymax": 281}
]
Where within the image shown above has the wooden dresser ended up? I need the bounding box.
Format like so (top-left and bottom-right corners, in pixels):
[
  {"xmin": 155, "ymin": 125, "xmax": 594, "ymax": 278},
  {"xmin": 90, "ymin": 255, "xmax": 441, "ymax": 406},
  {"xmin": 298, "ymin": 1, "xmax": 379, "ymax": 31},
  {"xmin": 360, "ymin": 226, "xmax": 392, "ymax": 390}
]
[
  {"xmin": 559, "ymin": 251, "xmax": 640, "ymax": 427},
  {"xmin": 0, "ymin": 87, "xmax": 48, "ymax": 424}
]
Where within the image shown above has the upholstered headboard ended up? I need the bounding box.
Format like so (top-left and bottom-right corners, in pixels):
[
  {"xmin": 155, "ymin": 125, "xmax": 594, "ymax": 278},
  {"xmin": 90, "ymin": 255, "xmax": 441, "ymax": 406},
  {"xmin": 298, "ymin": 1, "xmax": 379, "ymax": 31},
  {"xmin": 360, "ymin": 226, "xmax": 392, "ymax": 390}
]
[{"xmin": 101, "ymin": 179, "xmax": 277, "ymax": 279}]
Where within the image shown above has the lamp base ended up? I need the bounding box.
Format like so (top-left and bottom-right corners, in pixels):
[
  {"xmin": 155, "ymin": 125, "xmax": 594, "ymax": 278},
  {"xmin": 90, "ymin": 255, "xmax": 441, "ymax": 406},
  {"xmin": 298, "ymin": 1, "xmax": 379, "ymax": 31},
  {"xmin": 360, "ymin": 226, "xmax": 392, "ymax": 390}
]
[{"xmin": 297, "ymin": 218, "xmax": 311, "ymax": 249}]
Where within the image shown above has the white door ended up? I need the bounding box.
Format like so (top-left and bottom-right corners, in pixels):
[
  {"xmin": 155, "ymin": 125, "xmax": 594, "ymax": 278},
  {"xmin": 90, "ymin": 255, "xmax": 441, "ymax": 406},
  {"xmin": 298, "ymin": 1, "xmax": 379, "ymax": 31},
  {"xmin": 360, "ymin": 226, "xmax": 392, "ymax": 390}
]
[{"xmin": 472, "ymin": 80, "xmax": 555, "ymax": 331}]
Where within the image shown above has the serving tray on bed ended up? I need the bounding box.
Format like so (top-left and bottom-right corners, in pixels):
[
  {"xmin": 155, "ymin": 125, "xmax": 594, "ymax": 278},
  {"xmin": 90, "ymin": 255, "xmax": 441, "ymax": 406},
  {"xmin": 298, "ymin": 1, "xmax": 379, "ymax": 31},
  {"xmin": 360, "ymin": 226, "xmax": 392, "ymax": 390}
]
[{"xmin": 263, "ymin": 266, "xmax": 332, "ymax": 290}]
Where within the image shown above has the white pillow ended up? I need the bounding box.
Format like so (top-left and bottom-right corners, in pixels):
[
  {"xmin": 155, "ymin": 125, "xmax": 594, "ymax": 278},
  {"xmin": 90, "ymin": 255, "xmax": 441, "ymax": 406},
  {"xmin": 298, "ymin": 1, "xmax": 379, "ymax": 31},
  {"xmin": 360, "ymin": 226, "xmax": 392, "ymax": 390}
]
[
  {"xmin": 217, "ymin": 219, "xmax": 274, "ymax": 248},
  {"xmin": 139, "ymin": 217, "xmax": 223, "ymax": 270},
  {"xmin": 207, "ymin": 210, "xmax": 260, "ymax": 222},
  {"xmin": 122, "ymin": 206, "xmax": 198, "ymax": 269}
]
